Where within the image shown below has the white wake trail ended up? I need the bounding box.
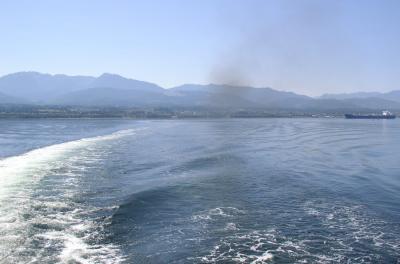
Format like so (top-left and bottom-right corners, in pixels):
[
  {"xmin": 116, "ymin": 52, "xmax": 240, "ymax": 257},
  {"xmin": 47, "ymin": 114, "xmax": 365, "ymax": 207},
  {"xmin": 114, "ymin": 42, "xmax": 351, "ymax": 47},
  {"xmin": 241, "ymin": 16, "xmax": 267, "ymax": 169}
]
[
  {"xmin": 0, "ymin": 129, "xmax": 136, "ymax": 199},
  {"xmin": 0, "ymin": 128, "xmax": 137, "ymax": 263}
]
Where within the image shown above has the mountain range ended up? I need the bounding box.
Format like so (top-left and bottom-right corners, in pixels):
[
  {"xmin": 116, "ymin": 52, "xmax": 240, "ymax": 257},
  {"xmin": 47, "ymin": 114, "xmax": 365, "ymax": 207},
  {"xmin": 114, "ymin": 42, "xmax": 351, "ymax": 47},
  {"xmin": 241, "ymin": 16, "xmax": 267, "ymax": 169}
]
[
  {"xmin": 320, "ymin": 91, "xmax": 400, "ymax": 103},
  {"xmin": 0, "ymin": 71, "xmax": 399, "ymax": 111}
]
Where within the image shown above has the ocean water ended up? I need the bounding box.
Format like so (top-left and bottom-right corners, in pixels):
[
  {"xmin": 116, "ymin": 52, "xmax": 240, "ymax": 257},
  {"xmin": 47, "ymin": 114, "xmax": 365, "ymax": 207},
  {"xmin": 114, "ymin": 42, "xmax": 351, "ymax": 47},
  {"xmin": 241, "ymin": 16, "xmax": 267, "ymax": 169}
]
[{"xmin": 0, "ymin": 118, "xmax": 399, "ymax": 263}]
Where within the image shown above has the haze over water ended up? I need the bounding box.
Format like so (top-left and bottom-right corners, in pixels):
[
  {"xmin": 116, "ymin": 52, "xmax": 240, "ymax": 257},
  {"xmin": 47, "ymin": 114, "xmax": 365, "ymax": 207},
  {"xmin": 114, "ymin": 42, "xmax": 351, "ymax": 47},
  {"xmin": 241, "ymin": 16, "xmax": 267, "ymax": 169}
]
[{"xmin": 0, "ymin": 118, "xmax": 399, "ymax": 263}]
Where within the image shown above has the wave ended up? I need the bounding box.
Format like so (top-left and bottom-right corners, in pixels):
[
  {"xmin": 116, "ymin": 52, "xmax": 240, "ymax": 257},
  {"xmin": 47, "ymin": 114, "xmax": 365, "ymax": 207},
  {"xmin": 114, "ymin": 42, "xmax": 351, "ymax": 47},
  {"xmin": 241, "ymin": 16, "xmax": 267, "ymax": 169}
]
[
  {"xmin": 0, "ymin": 129, "xmax": 136, "ymax": 198},
  {"xmin": 0, "ymin": 128, "xmax": 137, "ymax": 263}
]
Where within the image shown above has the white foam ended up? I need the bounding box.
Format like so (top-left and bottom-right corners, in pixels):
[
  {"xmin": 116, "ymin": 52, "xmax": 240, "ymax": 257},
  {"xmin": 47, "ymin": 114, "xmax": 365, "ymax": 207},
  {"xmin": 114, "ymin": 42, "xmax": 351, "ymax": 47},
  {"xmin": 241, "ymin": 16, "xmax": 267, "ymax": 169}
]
[
  {"xmin": 302, "ymin": 200, "xmax": 400, "ymax": 261},
  {"xmin": 251, "ymin": 252, "xmax": 273, "ymax": 263},
  {"xmin": 59, "ymin": 232, "xmax": 125, "ymax": 264},
  {"xmin": 225, "ymin": 222, "xmax": 239, "ymax": 231},
  {"xmin": 192, "ymin": 207, "xmax": 245, "ymax": 222},
  {"xmin": 199, "ymin": 229, "xmax": 277, "ymax": 263},
  {"xmin": 0, "ymin": 129, "xmax": 136, "ymax": 263}
]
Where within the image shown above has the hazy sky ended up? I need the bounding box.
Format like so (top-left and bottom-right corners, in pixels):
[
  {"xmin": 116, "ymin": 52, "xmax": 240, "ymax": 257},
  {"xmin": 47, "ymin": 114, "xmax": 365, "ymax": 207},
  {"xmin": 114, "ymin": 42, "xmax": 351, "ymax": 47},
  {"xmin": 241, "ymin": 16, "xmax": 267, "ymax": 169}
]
[{"xmin": 1, "ymin": 0, "xmax": 400, "ymax": 96}]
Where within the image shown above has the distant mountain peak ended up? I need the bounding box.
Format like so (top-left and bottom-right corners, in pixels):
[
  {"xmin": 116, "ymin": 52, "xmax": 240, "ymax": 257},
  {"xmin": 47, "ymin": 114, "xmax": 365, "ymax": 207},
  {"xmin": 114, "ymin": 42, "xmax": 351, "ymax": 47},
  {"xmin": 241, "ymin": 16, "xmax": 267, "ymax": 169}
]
[
  {"xmin": 98, "ymin": 72, "xmax": 124, "ymax": 79},
  {"xmin": 92, "ymin": 73, "xmax": 163, "ymax": 92}
]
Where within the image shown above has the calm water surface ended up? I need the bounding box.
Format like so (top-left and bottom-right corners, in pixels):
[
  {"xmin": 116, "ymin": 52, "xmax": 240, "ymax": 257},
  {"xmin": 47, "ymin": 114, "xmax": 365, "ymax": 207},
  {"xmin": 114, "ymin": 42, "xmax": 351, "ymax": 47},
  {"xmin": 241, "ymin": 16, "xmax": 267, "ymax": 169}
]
[{"xmin": 0, "ymin": 118, "xmax": 399, "ymax": 263}]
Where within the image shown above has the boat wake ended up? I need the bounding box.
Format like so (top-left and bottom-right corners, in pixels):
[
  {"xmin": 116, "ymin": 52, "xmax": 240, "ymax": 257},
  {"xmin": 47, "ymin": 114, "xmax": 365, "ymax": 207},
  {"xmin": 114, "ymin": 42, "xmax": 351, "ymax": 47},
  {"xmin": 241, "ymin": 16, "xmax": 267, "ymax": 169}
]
[{"xmin": 0, "ymin": 129, "xmax": 137, "ymax": 263}]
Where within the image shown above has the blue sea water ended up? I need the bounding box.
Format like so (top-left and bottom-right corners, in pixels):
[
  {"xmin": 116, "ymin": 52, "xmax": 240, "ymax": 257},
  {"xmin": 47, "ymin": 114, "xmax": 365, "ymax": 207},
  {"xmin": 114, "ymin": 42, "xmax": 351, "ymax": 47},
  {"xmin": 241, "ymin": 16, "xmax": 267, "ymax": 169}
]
[{"xmin": 0, "ymin": 118, "xmax": 399, "ymax": 263}]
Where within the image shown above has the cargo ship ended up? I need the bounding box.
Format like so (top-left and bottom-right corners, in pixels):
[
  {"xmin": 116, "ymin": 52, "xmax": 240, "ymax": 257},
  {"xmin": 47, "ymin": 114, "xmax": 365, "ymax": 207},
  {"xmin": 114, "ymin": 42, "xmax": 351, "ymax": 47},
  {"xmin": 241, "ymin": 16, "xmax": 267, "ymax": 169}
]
[{"xmin": 345, "ymin": 111, "xmax": 396, "ymax": 119}]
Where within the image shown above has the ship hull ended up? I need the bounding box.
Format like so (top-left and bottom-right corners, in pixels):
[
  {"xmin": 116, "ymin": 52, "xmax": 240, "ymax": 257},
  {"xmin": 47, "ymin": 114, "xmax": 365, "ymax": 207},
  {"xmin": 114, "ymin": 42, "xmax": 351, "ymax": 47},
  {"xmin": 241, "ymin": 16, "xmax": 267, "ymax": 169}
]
[{"xmin": 345, "ymin": 114, "xmax": 396, "ymax": 119}]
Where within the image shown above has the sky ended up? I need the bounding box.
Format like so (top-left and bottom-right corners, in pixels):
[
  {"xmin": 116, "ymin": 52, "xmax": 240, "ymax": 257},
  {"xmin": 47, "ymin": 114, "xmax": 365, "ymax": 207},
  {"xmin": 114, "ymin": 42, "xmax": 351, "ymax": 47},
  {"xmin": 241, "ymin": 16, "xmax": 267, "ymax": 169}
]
[{"xmin": 1, "ymin": 0, "xmax": 400, "ymax": 96}]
